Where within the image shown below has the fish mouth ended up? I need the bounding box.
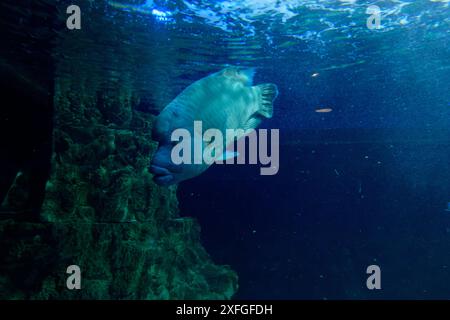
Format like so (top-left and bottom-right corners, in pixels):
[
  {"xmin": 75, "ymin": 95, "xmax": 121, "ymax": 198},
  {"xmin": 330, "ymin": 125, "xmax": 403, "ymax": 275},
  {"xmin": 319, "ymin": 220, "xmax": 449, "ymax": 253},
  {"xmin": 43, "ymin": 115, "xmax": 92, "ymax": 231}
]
[
  {"xmin": 154, "ymin": 174, "xmax": 175, "ymax": 186},
  {"xmin": 150, "ymin": 164, "xmax": 171, "ymax": 176},
  {"xmin": 150, "ymin": 164, "xmax": 176, "ymax": 186}
]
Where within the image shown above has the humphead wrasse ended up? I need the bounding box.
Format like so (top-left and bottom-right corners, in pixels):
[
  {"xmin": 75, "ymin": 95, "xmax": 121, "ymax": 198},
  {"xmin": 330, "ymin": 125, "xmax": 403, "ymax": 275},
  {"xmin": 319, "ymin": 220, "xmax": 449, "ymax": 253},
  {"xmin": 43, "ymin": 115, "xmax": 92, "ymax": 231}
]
[{"xmin": 150, "ymin": 66, "xmax": 279, "ymax": 186}]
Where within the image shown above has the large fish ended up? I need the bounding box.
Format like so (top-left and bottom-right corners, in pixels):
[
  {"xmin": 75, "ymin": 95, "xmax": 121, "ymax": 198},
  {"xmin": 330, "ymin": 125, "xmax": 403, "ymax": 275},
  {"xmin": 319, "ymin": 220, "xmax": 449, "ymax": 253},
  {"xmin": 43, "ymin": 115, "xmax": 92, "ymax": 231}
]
[{"xmin": 150, "ymin": 66, "xmax": 278, "ymax": 186}]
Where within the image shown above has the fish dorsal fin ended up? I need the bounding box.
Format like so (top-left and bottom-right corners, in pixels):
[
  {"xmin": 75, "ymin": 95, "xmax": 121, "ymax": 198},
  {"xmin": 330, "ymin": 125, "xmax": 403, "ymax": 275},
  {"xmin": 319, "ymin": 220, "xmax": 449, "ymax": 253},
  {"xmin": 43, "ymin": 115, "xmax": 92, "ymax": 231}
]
[{"xmin": 255, "ymin": 83, "xmax": 278, "ymax": 118}]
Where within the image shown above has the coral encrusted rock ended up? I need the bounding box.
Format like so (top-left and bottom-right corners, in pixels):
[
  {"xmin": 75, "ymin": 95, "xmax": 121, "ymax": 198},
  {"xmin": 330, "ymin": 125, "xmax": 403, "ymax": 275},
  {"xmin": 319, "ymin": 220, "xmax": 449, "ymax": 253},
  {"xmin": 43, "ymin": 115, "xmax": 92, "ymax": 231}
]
[{"xmin": 0, "ymin": 0, "xmax": 237, "ymax": 300}]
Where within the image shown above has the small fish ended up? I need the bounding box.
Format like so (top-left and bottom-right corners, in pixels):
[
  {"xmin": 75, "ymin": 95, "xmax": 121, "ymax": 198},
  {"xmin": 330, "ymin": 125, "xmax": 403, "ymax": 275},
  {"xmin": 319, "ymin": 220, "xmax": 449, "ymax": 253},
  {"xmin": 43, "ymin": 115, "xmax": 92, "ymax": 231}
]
[
  {"xmin": 320, "ymin": 60, "xmax": 365, "ymax": 71},
  {"xmin": 315, "ymin": 108, "xmax": 333, "ymax": 113},
  {"xmin": 150, "ymin": 66, "xmax": 278, "ymax": 186}
]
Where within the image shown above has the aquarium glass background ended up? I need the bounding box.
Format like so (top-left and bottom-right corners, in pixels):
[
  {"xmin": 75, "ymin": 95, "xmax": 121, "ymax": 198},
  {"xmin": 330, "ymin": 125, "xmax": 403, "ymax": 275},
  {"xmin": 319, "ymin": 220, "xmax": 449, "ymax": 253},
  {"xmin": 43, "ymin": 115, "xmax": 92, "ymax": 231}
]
[{"xmin": 0, "ymin": 0, "xmax": 449, "ymax": 300}]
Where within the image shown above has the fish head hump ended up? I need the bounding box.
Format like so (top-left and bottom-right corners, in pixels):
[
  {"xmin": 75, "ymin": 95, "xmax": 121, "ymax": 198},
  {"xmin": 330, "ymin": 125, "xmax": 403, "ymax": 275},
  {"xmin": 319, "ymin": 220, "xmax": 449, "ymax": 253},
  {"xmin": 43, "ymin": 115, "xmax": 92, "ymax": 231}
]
[{"xmin": 218, "ymin": 66, "xmax": 255, "ymax": 87}]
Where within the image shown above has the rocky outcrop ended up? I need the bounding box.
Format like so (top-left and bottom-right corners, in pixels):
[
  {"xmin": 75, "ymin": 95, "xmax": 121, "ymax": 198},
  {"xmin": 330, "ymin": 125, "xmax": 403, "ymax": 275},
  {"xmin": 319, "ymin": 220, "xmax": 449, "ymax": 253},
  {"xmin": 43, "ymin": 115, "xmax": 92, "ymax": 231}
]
[{"xmin": 0, "ymin": 0, "xmax": 237, "ymax": 300}]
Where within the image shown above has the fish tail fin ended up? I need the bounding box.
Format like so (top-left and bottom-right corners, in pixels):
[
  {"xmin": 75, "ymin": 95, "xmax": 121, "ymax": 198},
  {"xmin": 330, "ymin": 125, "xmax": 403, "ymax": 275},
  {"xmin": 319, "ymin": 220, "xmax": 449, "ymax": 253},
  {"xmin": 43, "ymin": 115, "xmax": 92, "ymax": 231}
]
[{"xmin": 256, "ymin": 83, "xmax": 278, "ymax": 118}]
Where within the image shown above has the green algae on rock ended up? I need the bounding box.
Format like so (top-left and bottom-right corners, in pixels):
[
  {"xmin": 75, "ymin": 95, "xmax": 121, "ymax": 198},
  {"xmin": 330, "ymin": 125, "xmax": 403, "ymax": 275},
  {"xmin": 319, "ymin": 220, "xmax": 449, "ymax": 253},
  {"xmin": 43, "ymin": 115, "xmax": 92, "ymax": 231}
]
[{"xmin": 0, "ymin": 0, "xmax": 238, "ymax": 300}]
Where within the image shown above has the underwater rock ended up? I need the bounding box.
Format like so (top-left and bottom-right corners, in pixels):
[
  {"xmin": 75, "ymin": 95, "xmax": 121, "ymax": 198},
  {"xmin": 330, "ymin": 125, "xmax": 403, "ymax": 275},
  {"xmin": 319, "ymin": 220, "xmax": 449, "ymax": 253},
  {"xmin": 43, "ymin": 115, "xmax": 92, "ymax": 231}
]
[
  {"xmin": 0, "ymin": 218, "xmax": 238, "ymax": 299},
  {"xmin": 0, "ymin": 0, "xmax": 238, "ymax": 300},
  {"xmin": 0, "ymin": 79, "xmax": 238, "ymax": 300}
]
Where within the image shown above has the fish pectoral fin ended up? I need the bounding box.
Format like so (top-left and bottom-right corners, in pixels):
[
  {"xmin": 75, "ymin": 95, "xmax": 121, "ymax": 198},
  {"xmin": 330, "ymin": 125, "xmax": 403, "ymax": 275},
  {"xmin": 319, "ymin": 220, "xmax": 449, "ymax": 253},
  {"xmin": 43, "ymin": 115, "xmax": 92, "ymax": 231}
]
[
  {"xmin": 256, "ymin": 83, "xmax": 278, "ymax": 118},
  {"xmin": 220, "ymin": 151, "xmax": 239, "ymax": 161},
  {"xmin": 204, "ymin": 143, "xmax": 238, "ymax": 161}
]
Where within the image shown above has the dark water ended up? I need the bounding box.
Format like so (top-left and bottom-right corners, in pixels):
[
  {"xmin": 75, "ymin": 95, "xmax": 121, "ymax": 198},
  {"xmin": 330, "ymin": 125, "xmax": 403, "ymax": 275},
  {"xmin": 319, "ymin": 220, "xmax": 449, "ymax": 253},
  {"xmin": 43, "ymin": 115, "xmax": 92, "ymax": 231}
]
[
  {"xmin": 179, "ymin": 129, "xmax": 450, "ymax": 299},
  {"xmin": 154, "ymin": 0, "xmax": 450, "ymax": 299},
  {"xmin": 2, "ymin": 0, "xmax": 450, "ymax": 299}
]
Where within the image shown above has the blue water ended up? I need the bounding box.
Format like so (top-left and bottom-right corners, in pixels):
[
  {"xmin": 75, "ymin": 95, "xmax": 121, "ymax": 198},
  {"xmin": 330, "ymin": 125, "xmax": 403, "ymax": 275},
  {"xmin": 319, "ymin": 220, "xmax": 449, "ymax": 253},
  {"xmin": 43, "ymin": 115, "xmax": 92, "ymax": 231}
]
[
  {"xmin": 179, "ymin": 132, "xmax": 450, "ymax": 299},
  {"xmin": 82, "ymin": 0, "xmax": 450, "ymax": 298},
  {"xmin": 127, "ymin": 0, "xmax": 450, "ymax": 299}
]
